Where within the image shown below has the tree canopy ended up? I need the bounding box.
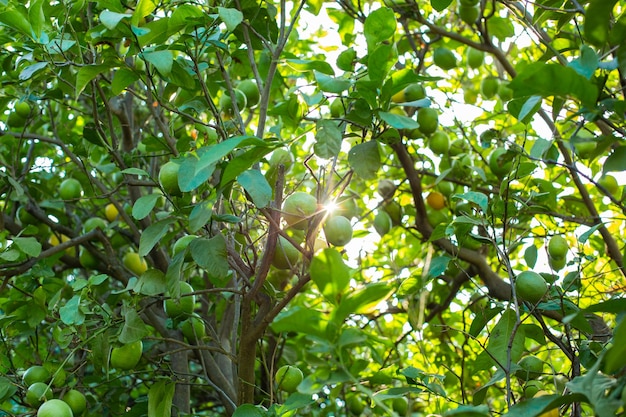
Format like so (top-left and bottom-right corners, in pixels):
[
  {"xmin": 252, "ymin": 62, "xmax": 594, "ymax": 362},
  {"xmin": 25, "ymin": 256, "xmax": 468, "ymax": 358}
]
[{"xmin": 1, "ymin": 0, "xmax": 626, "ymax": 416}]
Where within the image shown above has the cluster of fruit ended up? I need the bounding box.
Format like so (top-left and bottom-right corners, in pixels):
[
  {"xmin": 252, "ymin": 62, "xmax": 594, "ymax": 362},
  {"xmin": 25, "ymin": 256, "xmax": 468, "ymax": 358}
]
[
  {"xmin": 271, "ymin": 190, "xmax": 356, "ymax": 270},
  {"xmin": 20, "ymin": 365, "xmax": 86, "ymax": 417}
]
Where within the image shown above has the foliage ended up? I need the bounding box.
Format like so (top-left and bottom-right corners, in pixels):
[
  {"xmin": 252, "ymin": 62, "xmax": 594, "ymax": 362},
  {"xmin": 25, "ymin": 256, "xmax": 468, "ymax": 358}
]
[{"xmin": 1, "ymin": 0, "xmax": 626, "ymax": 416}]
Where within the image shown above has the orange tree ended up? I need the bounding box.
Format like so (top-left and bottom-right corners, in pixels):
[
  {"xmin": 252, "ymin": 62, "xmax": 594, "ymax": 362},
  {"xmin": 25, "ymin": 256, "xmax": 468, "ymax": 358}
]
[{"xmin": 1, "ymin": 0, "xmax": 625, "ymax": 416}]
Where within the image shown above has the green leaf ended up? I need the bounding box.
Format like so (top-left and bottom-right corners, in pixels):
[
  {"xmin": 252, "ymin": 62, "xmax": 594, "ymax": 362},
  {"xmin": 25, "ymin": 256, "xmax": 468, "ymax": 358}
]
[
  {"xmin": 0, "ymin": 7, "xmax": 33, "ymax": 38},
  {"xmin": 379, "ymin": 111, "xmax": 419, "ymax": 129},
  {"xmin": 443, "ymin": 405, "xmax": 490, "ymax": 417},
  {"xmin": 189, "ymin": 202, "xmax": 213, "ymax": 232},
  {"xmin": 100, "ymin": 10, "xmax": 131, "ymax": 30},
  {"xmin": 232, "ymin": 404, "xmax": 268, "ymax": 417},
  {"xmin": 119, "ymin": 308, "xmax": 149, "ymax": 344},
  {"xmin": 148, "ymin": 380, "xmax": 175, "ymax": 417},
  {"xmin": 509, "ymin": 63, "xmax": 599, "ymax": 107},
  {"xmin": 476, "ymin": 309, "xmax": 525, "ymax": 371},
  {"xmin": 334, "ymin": 282, "xmax": 393, "ymax": 324},
  {"xmin": 271, "ymin": 306, "xmax": 327, "ymax": 339},
  {"xmin": 367, "ymin": 42, "xmax": 397, "ymax": 83},
  {"xmin": 179, "ymin": 154, "xmax": 216, "ymax": 193},
  {"xmin": 76, "ymin": 64, "xmax": 111, "ymax": 97},
  {"xmin": 603, "ymin": 317, "xmax": 626, "ymax": 373},
  {"xmin": 348, "ymin": 141, "xmax": 381, "ymax": 179},
  {"xmin": 486, "ymin": 17, "xmax": 515, "ymax": 41},
  {"xmin": 313, "ymin": 119, "xmax": 343, "ymax": 159},
  {"xmin": 28, "ymin": 0, "xmax": 45, "ymax": 40},
  {"xmin": 237, "ymin": 169, "xmax": 272, "ymax": 208},
  {"xmin": 363, "ymin": 7, "xmax": 396, "ymax": 47},
  {"xmin": 132, "ymin": 194, "xmax": 161, "ymax": 220},
  {"xmin": 567, "ymin": 361, "xmax": 621, "ymax": 417},
  {"xmin": 508, "ymin": 97, "xmax": 541, "ymax": 126},
  {"xmin": 310, "ymin": 248, "xmax": 351, "ymax": 304},
  {"xmin": 139, "ymin": 218, "xmax": 176, "ymax": 257},
  {"xmin": 431, "ymin": 0, "xmax": 453, "ymax": 12},
  {"xmin": 218, "ymin": 7, "xmax": 243, "ymax": 32},
  {"xmin": 142, "ymin": 50, "xmax": 173, "ymax": 75},
  {"xmin": 112, "ymin": 68, "xmax": 140, "ymax": 95},
  {"xmin": 13, "ymin": 236, "xmax": 42, "ymax": 257},
  {"xmin": 169, "ymin": 5, "xmax": 206, "ymax": 32},
  {"xmin": 314, "ymin": 71, "xmax": 352, "ymax": 93},
  {"xmin": 286, "ymin": 59, "xmax": 335, "ymax": 75},
  {"xmin": 568, "ymin": 45, "xmax": 599, "ymax": 79},
  {"xmin": 0, "ymin": 377, "xmax": 18, "ymax": 403},
  {"xmin": 132, "ymin": 0, "xmax": 157, "ymax": 26},
  {"xmin": 524, "ymin": 245, "xmax": 538, "ymax": 268},
  {"xmin": 196, "ymin": 136, "xmax": 265, "ymax": 172},
  {"xmin": 603, "ymin": 146, "xmax": 626, "ymax": 173},
  {"xmin": 190, "ymin": 235, "xmax": 229, "ymax": 285},
  {"xmin": 454, "ymin": 191, "xmax": 488, "ymax": 213},
  {"xmin": 134, "ymin": 269, "xmax": 167, "ymax": 296},
  {"xmin": 584, "ymin": 0, "xmax": 618, "ymax": 46},
  {"xmin": 427, "ymin": 255, "xmax": 450, "ymax": 278},
  {"xmin": 59, "ymin": 295, "xmax": 85, "ymax": 325},
  {"xmin": 121, "ymin": 167, "xmax": 150, "ymax": 176},
  {"xmin": 19, "ymin": 62, "xmax": 48, "ymax": 81}
]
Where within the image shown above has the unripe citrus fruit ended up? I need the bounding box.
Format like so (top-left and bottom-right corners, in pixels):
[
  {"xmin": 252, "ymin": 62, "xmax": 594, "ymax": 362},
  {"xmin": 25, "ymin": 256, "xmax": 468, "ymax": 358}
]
[
  {"xmin": 498, "ymin": 81, "xmax": 513, "ymax": 101},
  {"xmin": 480, "ymin": 77, "xmax": 500, "ymax": 99},
  {"xmin": 26, "ymin": 382, "xmax": 53, "ymax": 407},
  {"xmin": 392, "ymin": 397, "xmax": 408, "ymax": 415},
  {"xmin": 15, "ymin": 101, "xmax": 32, "ymax": 118},
  {"xmin": 598, "ymin": 174, "xmax": 619, "ymax": 195},
  {"xmin": 123, "ymin": 252, "xmax": 147, "ymax": 276},
  {"xmin": 549, "ymin": 256, "xmax": 566, "ymax": 271},
  {"xmin": 428, "ymin": 131, "xmax": 449, "ymax": 154},
  {"xmin": 158, "ymin": 161, "xmax": 182, "ymax": 196},
  {"xmin": 323, "ymin": 215, "xmax": 353, "ymax": 246},
  {"xmin": 180, "ymin": 314, "xmax": 206, "ymax": 342},
  {"xmin": 335, "ymin": 196, "xmax": 359, "ymax": 219},
  {"xmin": 59, "ymin": 178, "xmax": 83, "ymax": 200},
  {"xmin": 37, "ymin": 399, "xmax": 73, "ymax": 417},
  {"xmin": 383, "ymin": 200, "xmax": 403, "ymax": 226},
  {"xmin": 417, "ymin": 107, "xmax": 439, "ymax": 136},
  {"xmin": 62, "ymin": 389, "xmax": 87, "ymax": 416},
  {"xmin": 164, "ymin": 281, "xmax": 196, "ymax": 319},
  {"xmin": 547, "ymin": 235, "xmax": 568, "ymax": 259},
  {"xmin": 23, "ymin": 366, "xmax": 51, "ymax": 387},
  {"xmin": 516, "ymin": 355, "xmax": 544, "ymax": 380},
  {"xmin": 539, "ymin": 409, "xmax": 559, "ymax": 417},
  {"xmin": 515, "ymin": 271, "xmax": 548, "ymax": 304},
  {"xmin": 268, "ymin": 148, "xmax": 294, "ymax": 172},
  {"xmin": 79, "ymin": 248, "xmax": 99, "ymax": 269},
  {"xmin": 219, "ymin": 89, "xmax": 247, "ymax": 114},
  {"xmin": 237, "ymin": 79, "xmax": 260, "ymax": 108},
  {"xmin": 110, "ymin": 340, "xmax": 143, "ymax": 370},
  {"xmin": 466, "ymin": 48, "xmax": 485, "ymax": 69},
  {"xmin": 488, "ymin": 147, "xmax": 513, "ymax": 178},
  {"xmin": 404, "ymin": 83, "xmax": 426, "ymax": 102},
  {"xmin": 458, "ymin": 4, "xmax": 479, "ymax": 24},
  {"xmin": 377, "ymin": 179, "xmax": 396, "ymax": 199},
  {"xmin": 272, "ymin": 236, "xmax": 301, "ymax": 270},
  {"xmin": 282, "ymin": 192, "xmax": 317, "ymax": 230},
  {"xmin": 346, "ymin": 394, "xmax": 366, "ymax": 415},
  {"xmin": 426, "ymin": 191, "xmax": 446, "ymax": 210},
  {"xmin": 373, "ymin": 211, "xmax": 392, "ymax": 236},
  {"xmin": 524, "ymin": 380, "xmax": 543, "ymax": 398},
  {"xmin": 573, "ymin": 141, "xmax": 596, "ymax": 159},
  {"xmin": 433, "ymin": 47, "xmax": 457, "ymax": 70},
  {"xmin": 275, "ymin": 365, "xmax": 303, "ymax": 393}
]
